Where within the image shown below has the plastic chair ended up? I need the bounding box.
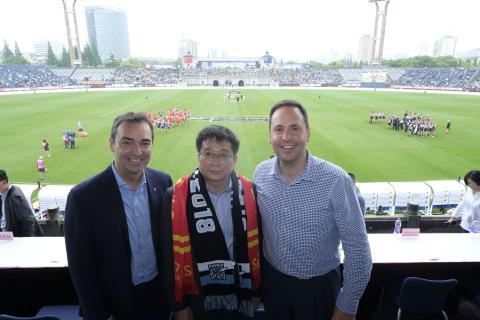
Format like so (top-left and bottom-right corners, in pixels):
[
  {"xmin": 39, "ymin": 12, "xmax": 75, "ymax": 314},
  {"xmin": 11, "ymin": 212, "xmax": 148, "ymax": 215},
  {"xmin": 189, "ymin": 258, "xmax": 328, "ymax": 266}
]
[
  {"xmin": 396, "ymin": 277, "xmax": 458, "ymax": 320},
  {"xmin": 0, "ymin": 315, "xmax": 60, "ymax": 320},
  {"xmin": 36, "ymin": 305, "xmax": 82, "ymax": 320}
]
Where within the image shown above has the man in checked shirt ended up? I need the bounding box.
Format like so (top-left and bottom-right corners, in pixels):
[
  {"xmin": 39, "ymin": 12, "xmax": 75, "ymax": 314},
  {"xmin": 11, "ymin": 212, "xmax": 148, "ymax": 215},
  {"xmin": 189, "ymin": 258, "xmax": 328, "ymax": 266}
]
[{"xmin": 254, "ymin": 100, "xmax": 372, "ymax": 320}]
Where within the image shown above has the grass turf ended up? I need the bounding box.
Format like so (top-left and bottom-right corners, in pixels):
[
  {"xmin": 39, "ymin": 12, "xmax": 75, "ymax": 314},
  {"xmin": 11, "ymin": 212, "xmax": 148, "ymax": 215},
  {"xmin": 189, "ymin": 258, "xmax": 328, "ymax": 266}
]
[{"xmin": 0, "ymin": 88, "xmax": 479, "ymax": 185}]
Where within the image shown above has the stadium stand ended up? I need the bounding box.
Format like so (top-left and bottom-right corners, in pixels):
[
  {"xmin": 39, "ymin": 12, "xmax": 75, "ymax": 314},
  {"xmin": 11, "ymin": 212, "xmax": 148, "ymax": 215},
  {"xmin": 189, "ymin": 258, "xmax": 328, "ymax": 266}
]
[
  {"xmin": 339, "ymin": 69, "xmax": 363, "ymax": 86},
  {"xmin": 393, "ymin": 68, "xmax": 476, "ymax": 89},
  {"xmin": 114, "ymin": 67, "xmax": 180, "ymax": 85},
  {"xmin": 1, "ymin": 64, "xmax": 479, "ymax": 90},
  {"xmin": 275, "ymin": 68, "xmax": 342, "ymax": 86},
  {"xmin": 49, "ymin": 68, "xmax": 75, "ymax": 78},
  {"xmin": 0, "ymin": 64, "xmax": 75, "ymax": 88},
  {"xmin": 70, "ymin": 68, "xmax": 116, "ymax": 83}
]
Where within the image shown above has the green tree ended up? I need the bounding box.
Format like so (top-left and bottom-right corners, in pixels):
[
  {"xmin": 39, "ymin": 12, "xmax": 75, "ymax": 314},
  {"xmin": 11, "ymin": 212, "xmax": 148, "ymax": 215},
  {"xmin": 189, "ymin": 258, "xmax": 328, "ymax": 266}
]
[
  {"xmin": 327, "ymin": 60, "xmax": 344, "ymax": 68},
  {"xmin": 308, "ymin": 60, "xmax": 323, "ymax": 68},
  {"xmin": 14, "ymin": 41, "xmax": 22, "ymax": 56},
  {"xmin": 104, "ymin": 54, "xmax": 119, "ymax": 67},
  {"xmin": 90, "ymin": 42, "xmax": 102, "ymax": 66},
  {"xmin": 82, "ymin": 44, "xmax": 93, "ymax": 66},
  {"xmin": 2, "ymin": 41, "xmax": 14, "ymax": 59},
  {"xmin": 59, "ymin": 47, "xmax": 71, "ymax": 67},
  {"xmin": 46, "ymin": 42, "xmax": 58, "ymax": 66},
  {"xmin": 119, "ymin": 57, "xmax": 146, "ymax": 68}
]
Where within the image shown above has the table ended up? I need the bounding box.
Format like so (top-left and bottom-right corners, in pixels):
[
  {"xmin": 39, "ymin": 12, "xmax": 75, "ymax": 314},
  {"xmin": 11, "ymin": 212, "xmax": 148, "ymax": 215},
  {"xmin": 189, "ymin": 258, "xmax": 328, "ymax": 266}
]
[
  {"xmin": 1, "ymin": 234, "xmax": 479, "ymax": 318},
  {"xmin": 0, "ymin": 237, "xmax": 67, "ymax": 268}
]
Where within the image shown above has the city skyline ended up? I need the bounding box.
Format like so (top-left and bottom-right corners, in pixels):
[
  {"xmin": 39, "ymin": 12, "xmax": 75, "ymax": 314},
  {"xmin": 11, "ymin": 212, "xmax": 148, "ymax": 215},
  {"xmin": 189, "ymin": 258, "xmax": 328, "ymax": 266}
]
[{"xmin": 1, "ymin": 0, "xmax": 479, "ymax": 62}]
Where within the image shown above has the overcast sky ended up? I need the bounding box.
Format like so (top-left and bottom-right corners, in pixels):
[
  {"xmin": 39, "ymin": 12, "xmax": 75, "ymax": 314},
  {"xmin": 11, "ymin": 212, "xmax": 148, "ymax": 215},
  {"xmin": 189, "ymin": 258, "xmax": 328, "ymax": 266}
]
[{"xmin": 1, "ymin": 0, "xmax": 478, "ymax": 61}]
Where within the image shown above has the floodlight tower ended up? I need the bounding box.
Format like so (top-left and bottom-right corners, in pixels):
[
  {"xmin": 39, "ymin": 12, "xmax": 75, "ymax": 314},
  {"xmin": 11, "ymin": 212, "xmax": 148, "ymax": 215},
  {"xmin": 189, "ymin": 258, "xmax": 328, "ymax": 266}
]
[
  {"xmin": 61, "ymin": 0, "xmax": 83, "ymax": 66},
  {"xmin": 369, "ymin": 0, "xmax": 391, "ymax": 65}
]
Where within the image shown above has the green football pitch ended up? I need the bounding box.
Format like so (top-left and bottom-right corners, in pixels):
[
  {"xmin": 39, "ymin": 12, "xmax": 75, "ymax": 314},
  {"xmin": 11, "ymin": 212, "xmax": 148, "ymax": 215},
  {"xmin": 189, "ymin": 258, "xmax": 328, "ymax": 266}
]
[{"xmin": 0, "ymin": 88, "xmax": 479, "ymax": 185}]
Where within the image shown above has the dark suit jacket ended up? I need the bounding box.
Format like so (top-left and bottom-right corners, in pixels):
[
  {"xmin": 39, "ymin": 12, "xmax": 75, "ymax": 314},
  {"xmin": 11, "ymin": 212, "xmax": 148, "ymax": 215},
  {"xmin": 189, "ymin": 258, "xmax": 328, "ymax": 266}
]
[
  {"xmin": 65, "ymin": 166, "xmax": 172, "ymax": 320},
  {"xmin": 1, "ymin": 185, "xmax": 39, "ymax": 237}
]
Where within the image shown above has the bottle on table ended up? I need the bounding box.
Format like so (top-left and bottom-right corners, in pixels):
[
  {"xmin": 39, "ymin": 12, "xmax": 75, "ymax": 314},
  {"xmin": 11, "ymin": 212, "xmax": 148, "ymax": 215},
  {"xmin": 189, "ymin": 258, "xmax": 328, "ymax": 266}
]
[
  {"xmin": 394, "ymin": 218, "xmax": 402, "ymax": 234},
  {"xmin": 470, "ymin": 220, "xmax": 479, "ymax": 233}
]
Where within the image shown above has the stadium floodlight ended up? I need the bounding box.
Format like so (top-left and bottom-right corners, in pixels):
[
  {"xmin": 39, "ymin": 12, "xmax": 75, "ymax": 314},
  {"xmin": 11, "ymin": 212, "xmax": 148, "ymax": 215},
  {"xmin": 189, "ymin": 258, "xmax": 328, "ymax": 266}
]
[
  {"xmin": 369, "ymin": 0, "xmax": 391, "ymax": 65},
  {"xmin": 61, "ymin": 0, "xmax": 83, "ymax": 67}
]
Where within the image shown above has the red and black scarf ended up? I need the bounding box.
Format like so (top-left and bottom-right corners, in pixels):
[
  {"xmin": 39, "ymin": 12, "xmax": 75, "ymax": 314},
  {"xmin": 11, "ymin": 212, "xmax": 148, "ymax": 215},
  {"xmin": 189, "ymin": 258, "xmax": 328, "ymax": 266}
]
[{"xmin": 172, "ymin": 169, "xmax": 261, "ymax": 317}]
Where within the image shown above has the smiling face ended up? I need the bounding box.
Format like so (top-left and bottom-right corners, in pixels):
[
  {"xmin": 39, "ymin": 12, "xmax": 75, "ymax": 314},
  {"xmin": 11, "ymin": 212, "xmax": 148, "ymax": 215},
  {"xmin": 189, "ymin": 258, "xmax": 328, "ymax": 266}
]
[
  {"xmin": 198, "ymin": 138, "xmax": 237, "ymax": 192},
  {"xmin": 269, "ymin": 106, "xmax": 310, "ymax": 168},
  {"xmin": 110, "ymin": 121, "xmax": 152, "ymax": 186}
]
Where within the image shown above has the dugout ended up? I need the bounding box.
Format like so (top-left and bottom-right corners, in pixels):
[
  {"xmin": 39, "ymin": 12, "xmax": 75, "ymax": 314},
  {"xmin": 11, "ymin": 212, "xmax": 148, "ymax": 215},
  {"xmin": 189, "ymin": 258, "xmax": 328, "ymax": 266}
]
[
  {"xmin": 357, "ymin": 182, "xmax": 395, "ymax": 215},
  {"xmin": 425, "ymin": 180, "xmax": 467, "ymax": 214},
  {"xmin": 38, "ymin": 185, "xmax": 73, "ymax": 214},
  {"xmin": 389, "ymin": 182, "xmax": 432, "ymax": 214}
]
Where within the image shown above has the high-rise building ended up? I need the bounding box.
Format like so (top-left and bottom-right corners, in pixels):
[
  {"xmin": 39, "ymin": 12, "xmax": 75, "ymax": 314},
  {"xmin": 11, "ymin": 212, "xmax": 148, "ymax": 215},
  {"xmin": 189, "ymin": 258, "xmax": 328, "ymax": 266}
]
[
  {"xmin": 433, "ymin": 35, "xmax": 457, "ymax": 57},
  {"xmin": 85, "ymin": 6, "xmax": 130, "ymax": 61},
  {"xmin": 34, "ymin": 39, "xmax": 64, "ymax": 63},
  {"xmin": 178, "ymin": 39, "xmax": 198, "ymax": 58},
  {"xmin": 358, "ymin": 34, "xmax": 372, "ymax": 63}
]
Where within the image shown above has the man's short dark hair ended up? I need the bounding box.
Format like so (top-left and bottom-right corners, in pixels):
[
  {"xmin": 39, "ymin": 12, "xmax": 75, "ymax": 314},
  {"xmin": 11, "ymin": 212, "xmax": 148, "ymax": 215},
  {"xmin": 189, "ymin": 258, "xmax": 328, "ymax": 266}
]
[
  {"xmin": 269, "ymin": 100, "xmax": 309, "ymax": 129},
  {"xmin": 196, "ymin": 125, "xmax": 240, "ymax": 155},
  {"xmin": 0, "ymin": 170, "xmax": 8, "ymax": 183},
  {"xmin": 110, "ymin": 112, "xmax": 154, "ymax": 142}
]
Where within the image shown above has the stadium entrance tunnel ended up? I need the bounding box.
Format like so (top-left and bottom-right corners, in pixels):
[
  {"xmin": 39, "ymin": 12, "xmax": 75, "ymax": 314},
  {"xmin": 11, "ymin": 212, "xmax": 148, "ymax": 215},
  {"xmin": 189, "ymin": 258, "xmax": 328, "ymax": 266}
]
[
  {"xmin": 213, "ymin": 80, "xmax": 219, "ymax": 87},
  {"xmin": 238, "ymin": 80, "xmax": 244, "ymax": 87}
]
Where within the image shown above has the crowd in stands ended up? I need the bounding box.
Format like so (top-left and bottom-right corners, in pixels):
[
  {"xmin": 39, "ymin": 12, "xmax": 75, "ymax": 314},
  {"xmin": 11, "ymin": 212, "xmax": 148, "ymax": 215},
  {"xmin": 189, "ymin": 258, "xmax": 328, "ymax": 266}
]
[
  {"xmin": 465, "ymin": 78, "xmax": 480, "ymax": 92},
  {"xmin": 0, "ymin": 64, "xmax": 75, "ymax": 88},
  {"xmin": 274, "ymin": 68, "xmax": 342, "ymax": 86},
  {"xmin": 393, "ymin": 68, "xmax": 476, "ymax": 89},
  {"xmin": 114, "ymin": 68, "xmax": 180, "ymax": 85},
  {"xmin": 1, "ymin": 64, "xmax": 479, "ymax": 90}
]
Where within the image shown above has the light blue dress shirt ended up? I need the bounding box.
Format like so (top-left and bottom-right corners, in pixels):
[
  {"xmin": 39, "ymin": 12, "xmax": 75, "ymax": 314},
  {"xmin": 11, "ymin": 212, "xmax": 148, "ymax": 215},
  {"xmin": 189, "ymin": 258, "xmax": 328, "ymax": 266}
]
[
  {"xmin": 207, "ymin": 180, "xmax": 234, "ymax": 259},
  {"xmin": 112, "ymin": 164, "xmax": 158, "ymax": 285}
]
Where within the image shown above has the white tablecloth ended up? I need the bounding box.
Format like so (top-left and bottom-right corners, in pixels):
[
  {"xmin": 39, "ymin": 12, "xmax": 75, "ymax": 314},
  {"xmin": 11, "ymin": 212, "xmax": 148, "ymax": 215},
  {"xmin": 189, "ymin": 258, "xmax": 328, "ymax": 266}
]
[
  {"xmin": 1, "ymin": 233, "xmax": 479, "ymax": 269},
  {"xmin": 0, "ymin": 237, "xmax": 67, "ymax": 268}
]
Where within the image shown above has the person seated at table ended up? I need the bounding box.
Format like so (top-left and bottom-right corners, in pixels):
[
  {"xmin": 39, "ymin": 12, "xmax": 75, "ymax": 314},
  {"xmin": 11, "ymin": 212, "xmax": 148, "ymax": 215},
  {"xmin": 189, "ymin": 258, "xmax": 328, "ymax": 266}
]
[
  {"xmin": 447, "ymin": 170, "xmax": 480, "ymax": 232},
  {"xmin": 0, "ymin": 169, "xmax": 40, "ymax": 236}
]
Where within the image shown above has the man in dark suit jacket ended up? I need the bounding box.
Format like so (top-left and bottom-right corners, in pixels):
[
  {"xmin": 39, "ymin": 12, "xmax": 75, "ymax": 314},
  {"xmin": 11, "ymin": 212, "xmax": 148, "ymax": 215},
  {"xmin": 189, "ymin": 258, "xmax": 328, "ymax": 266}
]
[
  {"xmin": 65, "ymin": 112, "xmax": 173, "ymax": 320},
  {"xmin": 0, "ymin": 169, "xmax": 39, "ymax": 237}
]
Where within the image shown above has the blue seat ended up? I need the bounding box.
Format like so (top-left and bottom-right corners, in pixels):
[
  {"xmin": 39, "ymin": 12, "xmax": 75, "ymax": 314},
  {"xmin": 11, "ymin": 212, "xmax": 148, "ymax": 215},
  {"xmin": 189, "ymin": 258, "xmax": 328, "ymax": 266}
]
[
  {"xmin": 35, "ymin": 306, "xmax": 82, "ymax": 320},
  {"xmin": 396, "ymin": 277, "xmax": 458, "ymax": 320},
  {"xmin": 0, "ymin": 316, "xmax": 60, "ymax": 320}
]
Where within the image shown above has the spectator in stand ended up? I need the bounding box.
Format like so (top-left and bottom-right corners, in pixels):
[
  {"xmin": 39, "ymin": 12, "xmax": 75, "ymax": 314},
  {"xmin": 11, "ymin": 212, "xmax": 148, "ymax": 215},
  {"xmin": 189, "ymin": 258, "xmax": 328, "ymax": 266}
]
[
  {"xmin": 447, "ymin": 170, "xmax": 480, "ymax": 232},
  {"xmin": 0, "ymin": 169, "xmax": 40, "ymax": 236}
]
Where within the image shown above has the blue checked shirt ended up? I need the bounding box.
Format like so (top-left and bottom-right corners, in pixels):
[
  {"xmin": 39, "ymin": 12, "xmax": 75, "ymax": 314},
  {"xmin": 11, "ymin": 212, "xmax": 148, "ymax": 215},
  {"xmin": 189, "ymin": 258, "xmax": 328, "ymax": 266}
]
[
  {"xmin": 112, "ymin": 163, "xmax": 158, "ymax": 286},
  {"xmin": 254, "ymin": 153, "xmax": 372, "ymax": 315}
]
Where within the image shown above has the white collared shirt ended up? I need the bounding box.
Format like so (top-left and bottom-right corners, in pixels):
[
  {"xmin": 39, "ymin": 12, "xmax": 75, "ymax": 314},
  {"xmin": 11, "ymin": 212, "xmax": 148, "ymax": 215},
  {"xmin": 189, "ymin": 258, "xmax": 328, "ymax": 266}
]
[{"xmin": 453, "ymin": 189, "xmax": 480, "ymax": 232}]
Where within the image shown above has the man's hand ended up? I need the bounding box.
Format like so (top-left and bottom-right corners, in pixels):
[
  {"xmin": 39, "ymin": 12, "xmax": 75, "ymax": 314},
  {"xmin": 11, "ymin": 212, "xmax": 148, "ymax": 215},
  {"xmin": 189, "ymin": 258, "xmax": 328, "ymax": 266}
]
[
  {"xmin": 331, "ymin": 307, "xmax": 355, "ymax": 320},
  {"xmin": 252, "ymin": 297, "xmax": 261, "ymax": 310},
  {"xmin": 175, "ymin": 307, "xmax": 194, "ymax": 320}
]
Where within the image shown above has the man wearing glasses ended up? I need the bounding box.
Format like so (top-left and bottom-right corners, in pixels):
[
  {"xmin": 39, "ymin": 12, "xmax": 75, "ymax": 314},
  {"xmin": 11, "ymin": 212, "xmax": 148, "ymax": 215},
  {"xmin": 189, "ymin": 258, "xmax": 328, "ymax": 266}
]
[{"xmin": 161, "ymin": 125, "xmax": 261, "ymax": 320}]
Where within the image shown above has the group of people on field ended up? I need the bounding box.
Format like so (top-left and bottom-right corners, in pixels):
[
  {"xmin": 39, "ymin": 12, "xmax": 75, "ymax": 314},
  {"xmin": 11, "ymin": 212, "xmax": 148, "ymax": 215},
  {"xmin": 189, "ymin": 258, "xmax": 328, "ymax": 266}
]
[
  {"xmin": 388, "ymin": 112, "xmax": 437, "ymax": 137},
  {"xmin": 148, "ymin": 108, "xmax": 190, "ymax": 134}
]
